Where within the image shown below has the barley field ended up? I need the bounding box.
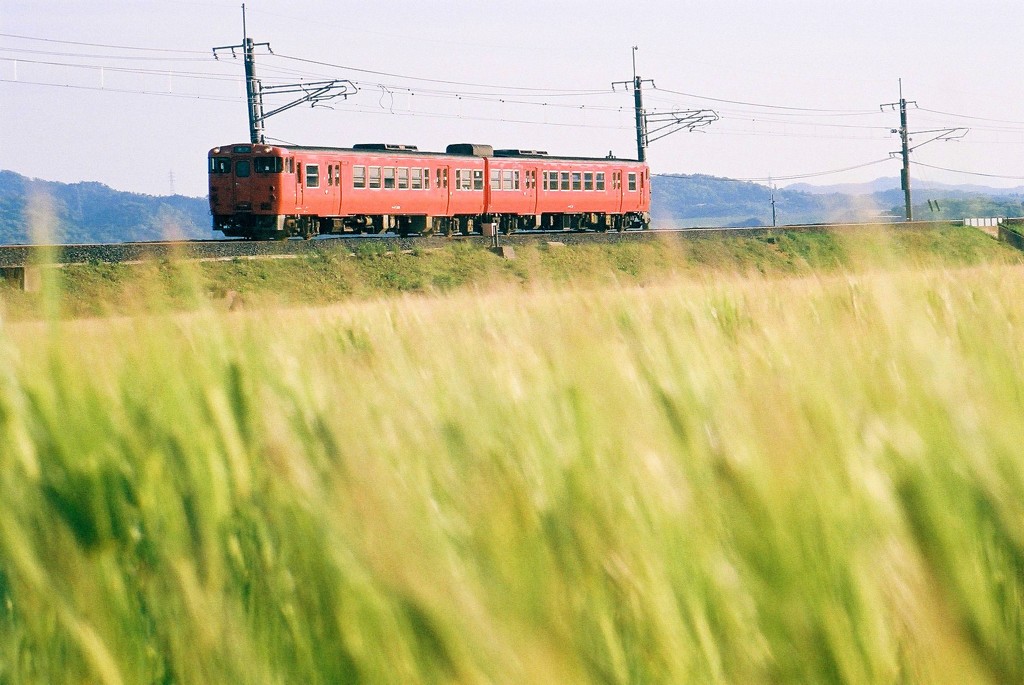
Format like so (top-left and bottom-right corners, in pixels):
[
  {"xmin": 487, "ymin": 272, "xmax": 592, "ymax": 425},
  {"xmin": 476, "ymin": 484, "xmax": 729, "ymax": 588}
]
[{"xmin": 1, "ymin": 247, "xmax": 1024, "ymax": 683}]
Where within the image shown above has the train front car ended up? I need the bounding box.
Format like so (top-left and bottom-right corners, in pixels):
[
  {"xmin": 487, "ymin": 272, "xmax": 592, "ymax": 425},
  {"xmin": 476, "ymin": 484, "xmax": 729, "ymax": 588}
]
[{"xmin": 208, "ymin": 143, "xmax": 292, "ymax": 239}]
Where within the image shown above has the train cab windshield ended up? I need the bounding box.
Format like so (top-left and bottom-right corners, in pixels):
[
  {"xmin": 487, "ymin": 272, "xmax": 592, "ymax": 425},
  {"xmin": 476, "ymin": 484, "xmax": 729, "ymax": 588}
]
[
  {"xmin": 209, "ymin": 157, "xmax": 231, "ymax": 174},
  {"xmin": 254, "ymin": 157, "xmax": 284, "ymax": 174}
]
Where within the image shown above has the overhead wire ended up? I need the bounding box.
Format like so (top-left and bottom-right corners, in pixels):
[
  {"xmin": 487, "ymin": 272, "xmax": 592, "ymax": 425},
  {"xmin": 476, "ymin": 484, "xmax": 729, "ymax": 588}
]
[
  {"xmin": 0, "ymin": 77, "xmax": 240, "ymax": 101},
  {"xmin": 733, "ymin": 158, "xmax": 894, "ymax": 183},
  {"xmin": 0, "ymin": 32, "xmax": 209, "ymax": 54},
  {"xmin": 911, "ymin": 161, "xmax": 1024, "ymax": 181},
  {"xmin": 3, "ymin": 31, "xmax": 1023, "ymax": 183}
]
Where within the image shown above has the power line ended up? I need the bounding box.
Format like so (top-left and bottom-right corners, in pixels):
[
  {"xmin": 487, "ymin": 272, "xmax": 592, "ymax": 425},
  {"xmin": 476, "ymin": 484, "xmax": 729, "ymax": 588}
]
[
  {"xmin": 5, "ymin": 30, "xmax": 1021, "ymax": 187},
  {"xmin": 0, "ymin": 56, "xmax": 241, "ymax": 83},
  {"xmin": 0, "ymin": 46, "xmax": 212, "ymax": 62},
  {"xmin": 917, "ymin": 107, "xmax": 1024, "ymax": 127},
  {"xmin": 0, "ymin": 77, "xmax": 240, "ymax": 101},
  {"xmin": 0, "ymin": 32, "xmax": 208, "ymax": 54},
  {"xmin": 271, "ymin": 52, "xmax": 612, "ymax": 94},
  {"xmin": 733, "ymin": 158, "xmax": 893, "ymax": 183},
  {"xmin": 328, "ymin": 102, "xmax": 632, "ymax": 131},
  {"xmin": 911, "ymin": 161, "xmax": 1024, "ymax": 182},
  {"xmin": 653, "ymin": 86, "xmax": 879, "ymax": 115}
]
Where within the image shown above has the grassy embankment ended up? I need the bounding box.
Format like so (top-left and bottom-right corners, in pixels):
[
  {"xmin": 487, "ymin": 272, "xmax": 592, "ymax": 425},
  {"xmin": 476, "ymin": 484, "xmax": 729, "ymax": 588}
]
[
  {"xmin": 0, "ymin": 223, "xmax": 1017, "ymax": 319},
  {"xmin": 1, "ymin": 225, "xmax": 1024, "ymax": 683}
]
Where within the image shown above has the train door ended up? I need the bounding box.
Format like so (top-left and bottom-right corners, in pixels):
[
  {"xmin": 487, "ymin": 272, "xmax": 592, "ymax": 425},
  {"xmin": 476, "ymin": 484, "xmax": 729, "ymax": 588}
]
[
  {"xmin": 524, "ymin": 167, "xmax": 538, "ymax": 216},
  {"xmin": 233, "ymin": 156, "xmax": 253, "ymax": 209},
  {"xmin": 439, "ymin": 164, "xmax": 452, "ymax": 216},
  {"xmin": 295, "ymin": 161, "xmax": 305, "ymax": 211},
  {"xmin": 334, "ymin": 161, "xmax": 345, "ymax": 216}
]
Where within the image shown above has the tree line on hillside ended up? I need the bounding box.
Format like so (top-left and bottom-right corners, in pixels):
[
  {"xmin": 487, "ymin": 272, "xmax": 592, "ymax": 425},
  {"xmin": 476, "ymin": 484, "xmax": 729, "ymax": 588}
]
[
  {"xmin": 653, "ymin": 174, "xmax": 1024, "ymax": 228},
  {"xmin": 0, "ymin": 171, "xmax": 211, "ymax": 245},
  {"xmin": 2, "ymin": 169, "xmax": 1022, "ymax": 244}
]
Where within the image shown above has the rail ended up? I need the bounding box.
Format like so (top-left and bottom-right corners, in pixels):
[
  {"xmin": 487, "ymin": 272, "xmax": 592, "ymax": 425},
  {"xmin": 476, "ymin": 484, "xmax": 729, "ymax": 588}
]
[{"xmin": 0, "ymin": 221, "xmax": 970, "ymax": 269}]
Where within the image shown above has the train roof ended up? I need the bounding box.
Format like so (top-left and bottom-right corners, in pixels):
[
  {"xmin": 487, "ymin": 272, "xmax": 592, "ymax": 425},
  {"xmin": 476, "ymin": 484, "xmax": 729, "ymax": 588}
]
[{"xmin": 209, "ymin": 143, "xmax": 644, "ymax": 165}]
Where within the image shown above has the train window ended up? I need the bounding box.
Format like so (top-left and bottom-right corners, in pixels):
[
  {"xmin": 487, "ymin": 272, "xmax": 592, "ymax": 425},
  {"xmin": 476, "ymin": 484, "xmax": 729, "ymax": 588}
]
[
  {"xmin": 613, "ymin": 171, "xmax": 622, "ymax": 190},
  {"xmin": 235, "ymin": 160, "xmax": 251, "ymax": 178},
  {"xmin": 502, "ymin": 169, "xmax": 514, "ymax": 191},
  {"xmin": 628, "ymin": 172, "xmax": 637, "ymax": 191},
  {"xmin": 436, "ymin": 168, "xmax": 442, "ymax": 189},
  {"xmin": 353, "ymin": 166, "xmax": 366, "ymax": 188},
  {"xmin": 596, "ymin": 172, "xmax": 605, "ymax": 191},
  {"xmin": 383, "ymin": 167, "xmax": 396, "ymax": 189},
  {"xmin": 287, "ymin": 158, "xmax": 294, "ymax": 174},
  {"xmin": 461, "ymin": 169, "xmax": 473, "ymax": 191},
  {"xmin": 369, "ymin": 166, "xmax": 382, "ymax": 189},
  {"xmin": 473, "ymin": 170, "xmax": 484, "ymax": 190},
  {"xmin": 423, "ymin": 168, "xmax": 430, "ymax": 190},
  {"xmin": 327, "ymin": 165, "xmax": 334, "ymax": 186},
  {"xmin": 560, "ymin": 172, "xmax": 570, "ymax": 191},
  {"xmin": 209, "ymin": 157, "xmax": 231, "ymax": 174},
  {"xmin": 542, "ymin": 172, "xmax": 550, "ymax": 191},
  {"xmin": 443, "ymin": 168, "xmax": 449, "ymax": 189},
  {"xmin": 398, "ymin": 168, "xmax": 409, "ymax": 189},
  {"xmin": 254, "ymin": 157, "xmax": 283, "ymax": 174},
  {"xmin": 490, "ymin": 169, "xmax": 501, "ymax": 190},
  {"xmin": 306, "ymin": 164, "xmax": 320, "ymax": 188},
  {"xmin": 571, "ymin": 172, "xmax": 582, "ymax": 191},
  {"xmin": 584, "ymin": 172, "xmax": 594, "ymax": 191},
  {"xmin": 411, "ymin": 168, "xmax": 423, "ymax": 190},
  {"xmin": 515, "ymin": 171, "xmax": 521, "ymax": 190},
  {"xmin": 232, "ymin": 145, "xmax": 252, "ymax": 154}
]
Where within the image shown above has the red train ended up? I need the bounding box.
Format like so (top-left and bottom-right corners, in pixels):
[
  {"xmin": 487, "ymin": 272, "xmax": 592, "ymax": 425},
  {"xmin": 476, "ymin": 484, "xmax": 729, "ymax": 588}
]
[{"xmin": 208, "ymin": 142, "xmax": 650, "ymax": 239}]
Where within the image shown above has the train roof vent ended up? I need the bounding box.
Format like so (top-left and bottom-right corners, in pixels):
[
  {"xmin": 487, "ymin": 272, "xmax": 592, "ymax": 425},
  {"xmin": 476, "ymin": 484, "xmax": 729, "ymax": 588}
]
[
  {"xmin": 494, "ymin": 149, "xmax": 549, "ymax": 157},
  {"xmin": 445, "ymin": 143, "xmax": 494, "ymax": 157},
  {"xmin": 352, "ymin": 143, "xmax": 419, "ymax": 151}
]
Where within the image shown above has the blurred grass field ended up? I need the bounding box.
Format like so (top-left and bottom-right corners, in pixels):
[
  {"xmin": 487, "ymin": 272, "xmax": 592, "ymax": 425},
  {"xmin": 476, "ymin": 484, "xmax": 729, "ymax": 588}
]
[{"xmin": 2, "ymin": 227, "xmax": 1024, "ymax": 683}]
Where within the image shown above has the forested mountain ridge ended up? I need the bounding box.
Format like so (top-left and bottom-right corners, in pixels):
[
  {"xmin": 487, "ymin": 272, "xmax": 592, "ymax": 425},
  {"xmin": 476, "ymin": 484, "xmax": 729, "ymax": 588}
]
[
  {"xmin": 0, "ymin": 171, "xmax": 210, "ymax": 244},
  {"xmin": 1, "ymin": 169, "xmax": 1021, "ymax": 244},
  {"xmin": 652, "ymin": 173, "xmax": 1024, "ymax": 227}
]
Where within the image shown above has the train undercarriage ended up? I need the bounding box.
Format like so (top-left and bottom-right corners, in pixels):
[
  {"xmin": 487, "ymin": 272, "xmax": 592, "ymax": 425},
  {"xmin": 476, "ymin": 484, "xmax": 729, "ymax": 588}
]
[{"xmin": 214, "ymin": 211, "xmax": 650, "ymax": 240}]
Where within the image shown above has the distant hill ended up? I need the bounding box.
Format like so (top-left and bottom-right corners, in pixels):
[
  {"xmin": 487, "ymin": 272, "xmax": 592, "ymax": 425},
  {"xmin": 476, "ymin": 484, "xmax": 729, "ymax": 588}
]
[
  {"xmin": 0, "ymin": 171, "xmax": 211, "ymax": 245},
  {"xmin": 652, "ymin": 174, "xmax": 895, "ymax": 227},
  {"xmin": 654, "ymin": 173, "xmax": 1024, "ymax": 227},
  {"xmin": 2, "ymin": 170, "xmax": 1023, "ymax": 244},
  {"xmin": 786, "ymin": 176, "xmax": 1024, "ymax": 198}
]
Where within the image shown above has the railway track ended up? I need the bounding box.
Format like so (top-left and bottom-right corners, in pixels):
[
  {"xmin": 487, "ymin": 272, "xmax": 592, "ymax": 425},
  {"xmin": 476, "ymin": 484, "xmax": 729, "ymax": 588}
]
[{"xmin": 0, "ymin": 221, "xmax": 960, "ymax": 268}]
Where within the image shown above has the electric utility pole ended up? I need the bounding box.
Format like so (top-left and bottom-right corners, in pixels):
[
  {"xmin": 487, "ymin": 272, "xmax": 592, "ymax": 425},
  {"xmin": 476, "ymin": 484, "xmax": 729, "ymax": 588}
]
[
  {"xmin": 881, "ymin": 79, "xmax": 967, "ymax": 222},
  {"xmin": 612, "ymin": 47, "xmax": 654, "ymax": 162},
  {"xmin": 214, "ymin": 4, "xmax": 356, "ymax": 144},
  {"xmin": 613, "ymin": 46, "xmax": 717, "ymax": 162},
  {"xmin": 881, "ymin": 79, "xmax": 915, "ymax": 221}
]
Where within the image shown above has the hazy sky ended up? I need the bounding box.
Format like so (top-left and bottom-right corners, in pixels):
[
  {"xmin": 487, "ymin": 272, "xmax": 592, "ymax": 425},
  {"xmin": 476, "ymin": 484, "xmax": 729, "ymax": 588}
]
[{"xmin": 2, "ymin": 0, "xmax": 1023, "ymax": 197}]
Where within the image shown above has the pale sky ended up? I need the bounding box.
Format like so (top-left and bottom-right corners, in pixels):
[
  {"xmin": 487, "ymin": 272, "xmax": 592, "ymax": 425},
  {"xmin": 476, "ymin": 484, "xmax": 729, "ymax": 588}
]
[{"xmin": 2, "ymin": 0, "xmax": 1022, "ymax": 198}]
